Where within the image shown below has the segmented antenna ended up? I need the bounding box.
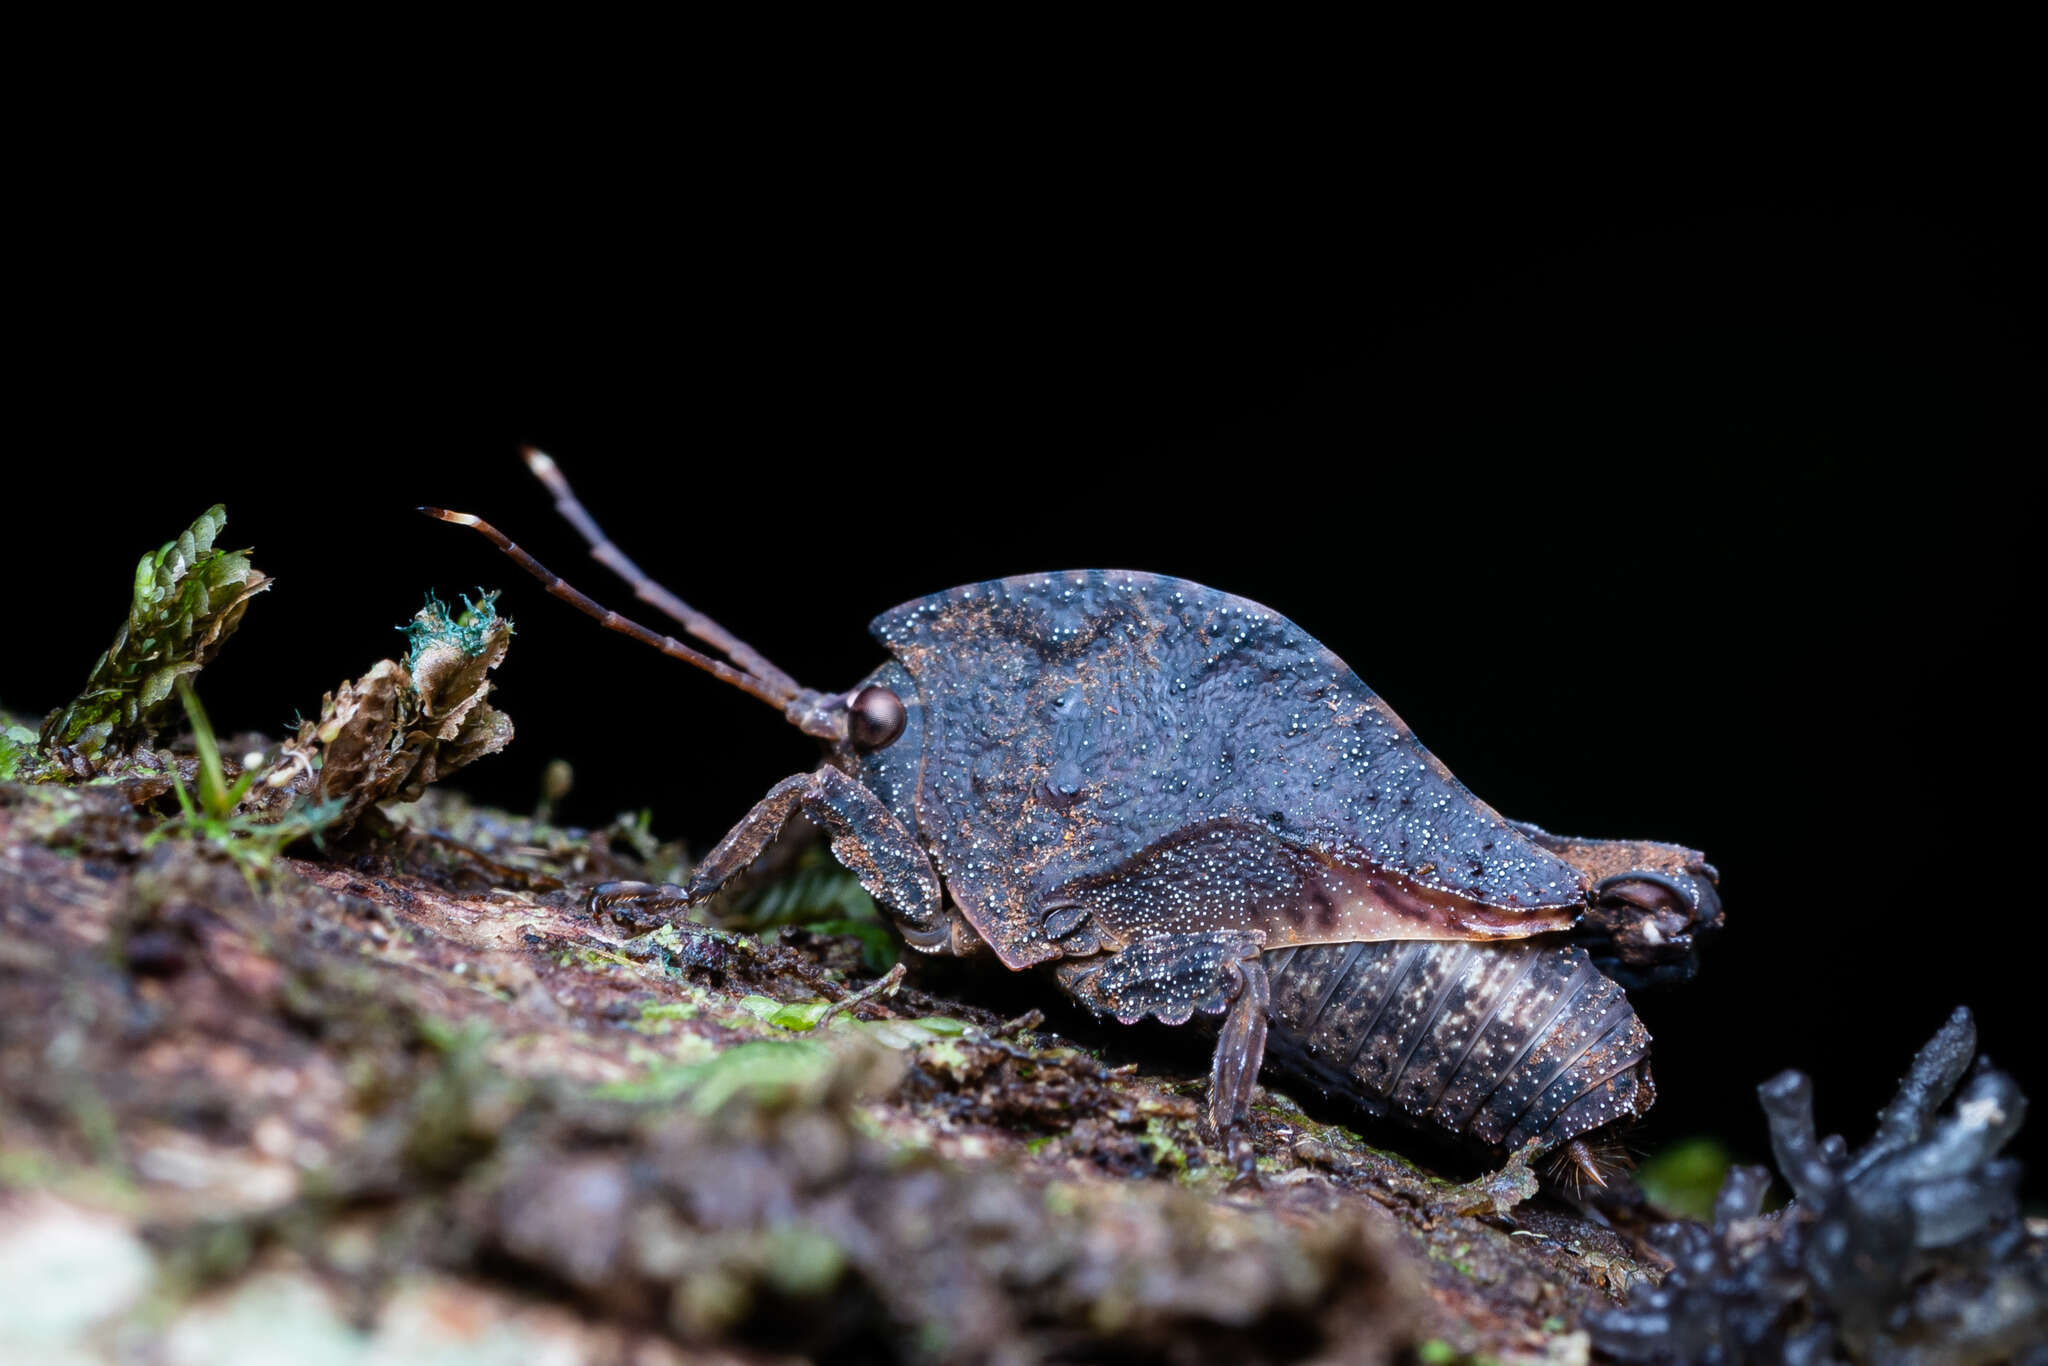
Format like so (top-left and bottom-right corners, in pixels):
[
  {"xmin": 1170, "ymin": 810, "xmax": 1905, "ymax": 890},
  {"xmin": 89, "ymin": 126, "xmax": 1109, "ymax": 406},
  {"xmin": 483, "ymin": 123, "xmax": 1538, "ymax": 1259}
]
[
  {"xmin": 418, "ymin": 506, "xmax": 801, "ymax": 712},
  {"xmin": 520, "ymin": 448, "xmax": 802, "ymax": 700}
]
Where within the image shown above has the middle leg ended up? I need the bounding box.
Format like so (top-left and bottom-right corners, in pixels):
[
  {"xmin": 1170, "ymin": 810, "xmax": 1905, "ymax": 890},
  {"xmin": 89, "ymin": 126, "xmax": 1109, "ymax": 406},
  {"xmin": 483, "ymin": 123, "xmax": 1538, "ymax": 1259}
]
[{"xmin": 1056, "ymin": 929, "xmax": 1271, "ymax": 1180}]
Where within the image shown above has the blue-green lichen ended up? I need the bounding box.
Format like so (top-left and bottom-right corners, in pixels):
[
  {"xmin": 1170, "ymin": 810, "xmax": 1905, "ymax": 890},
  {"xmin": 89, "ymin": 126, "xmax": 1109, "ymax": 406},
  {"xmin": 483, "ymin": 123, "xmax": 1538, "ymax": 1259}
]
[{"xmin": 405, "ymin": 591, "xmax": 505, "ymax": 671}]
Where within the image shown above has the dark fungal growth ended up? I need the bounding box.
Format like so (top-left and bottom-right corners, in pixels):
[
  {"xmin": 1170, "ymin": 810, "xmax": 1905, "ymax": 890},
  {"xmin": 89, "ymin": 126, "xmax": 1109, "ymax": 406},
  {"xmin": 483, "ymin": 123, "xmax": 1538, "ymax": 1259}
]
[{"xmin": 1593, "ymin": 1007, "xmax": 2046, "ymax": 1365}]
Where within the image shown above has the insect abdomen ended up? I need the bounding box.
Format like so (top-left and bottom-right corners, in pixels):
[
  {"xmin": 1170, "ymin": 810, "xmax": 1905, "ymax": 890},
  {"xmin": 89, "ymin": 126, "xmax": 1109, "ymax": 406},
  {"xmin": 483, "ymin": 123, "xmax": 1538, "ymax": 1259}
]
[{"xmin": 1260, "ymin": 941, "xmax": 1652, "ymax": 1152}]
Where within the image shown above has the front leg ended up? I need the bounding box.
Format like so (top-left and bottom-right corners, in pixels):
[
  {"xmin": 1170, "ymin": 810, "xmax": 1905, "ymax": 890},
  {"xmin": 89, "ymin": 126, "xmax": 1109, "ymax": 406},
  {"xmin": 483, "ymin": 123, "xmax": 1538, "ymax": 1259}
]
[
  {"xmin": 594, "ymin": 766, "xmax": 942, "ymax": 935},
  {"xmin": 1056, "ymin": 930, "xmax": 1270, "ymax": 1180}
]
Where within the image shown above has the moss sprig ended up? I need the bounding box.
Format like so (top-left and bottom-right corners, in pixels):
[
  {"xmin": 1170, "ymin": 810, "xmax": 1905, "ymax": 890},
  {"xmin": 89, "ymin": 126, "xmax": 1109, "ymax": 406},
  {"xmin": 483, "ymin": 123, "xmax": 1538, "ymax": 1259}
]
[{"xmin": 37, "ymin": 505, "xmax": 270, "ymax": 772}]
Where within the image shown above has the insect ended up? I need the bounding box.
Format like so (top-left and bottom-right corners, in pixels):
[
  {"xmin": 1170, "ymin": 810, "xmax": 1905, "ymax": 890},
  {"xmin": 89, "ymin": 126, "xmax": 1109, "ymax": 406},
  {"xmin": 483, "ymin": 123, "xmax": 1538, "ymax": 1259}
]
[{"xmin": 425, "ymin": 452, "xmax": 1721, "ymax": 1186}]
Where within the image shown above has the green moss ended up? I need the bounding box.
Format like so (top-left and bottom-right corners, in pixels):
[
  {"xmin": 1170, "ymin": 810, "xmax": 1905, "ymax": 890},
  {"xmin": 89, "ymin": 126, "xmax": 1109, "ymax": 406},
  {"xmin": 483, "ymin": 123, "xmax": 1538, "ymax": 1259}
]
[
  {"xmin": 129, "ymin": 682, "xmax": 344, "ymax": 892},
  {"xmin": 1425, "ymin": 1243, "xmax": 1479, "ymax": 1278},
  {"xmin": 918, "ymin": 1037, "xmax": 971, "ymax": 1071},
  {"xmin": 740, "ymin": 994, "xmax": 832, "ymax": 1031},
  {"xmin": 853, "ymin": 1015, "xmax": 968, "ymax": 1051},
  {"xmin": 569, "ymin": 944, "xmax": 636, "ymax": 973},
  {"xmin": 634, "ymin": 999, "xmax": 702, "ymax": 1031},
  {"xmin": 9, "ymin": 784, "xmax": 86, "ymax": 844},
  {"xmin": 594, "ymin": 1039, "xmax": 837, "ymax": 1112},
  {"xmin": 1133, "ymin": 1117, "xmax": 1190, "ymax": 1172},
  {"xmin": 0, "ymin": 720, "xmax": 40, "ymax": 780},
  {"xmin": 38, "ymin": 504, "xmax": 270, "ymax": 771},
  {"xmin": 736, "ymin": 991, "xmax": 971, "ymax": 1056}
]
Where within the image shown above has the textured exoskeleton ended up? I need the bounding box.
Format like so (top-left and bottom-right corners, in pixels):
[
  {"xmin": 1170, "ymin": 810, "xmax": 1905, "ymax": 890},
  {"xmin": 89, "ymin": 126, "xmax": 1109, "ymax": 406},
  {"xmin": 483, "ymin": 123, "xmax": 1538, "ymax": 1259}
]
[{"xmin": 429, "ymin": 458, "xmax": 1722, "ymax": 1184}]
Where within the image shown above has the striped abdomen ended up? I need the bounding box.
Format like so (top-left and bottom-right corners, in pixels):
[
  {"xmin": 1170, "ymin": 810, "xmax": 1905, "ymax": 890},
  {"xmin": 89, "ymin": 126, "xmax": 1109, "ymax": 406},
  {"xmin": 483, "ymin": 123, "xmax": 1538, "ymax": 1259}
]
[{"xmin": 1261, "ymin": 941, "xmax": 1653, "ymax": 1153}]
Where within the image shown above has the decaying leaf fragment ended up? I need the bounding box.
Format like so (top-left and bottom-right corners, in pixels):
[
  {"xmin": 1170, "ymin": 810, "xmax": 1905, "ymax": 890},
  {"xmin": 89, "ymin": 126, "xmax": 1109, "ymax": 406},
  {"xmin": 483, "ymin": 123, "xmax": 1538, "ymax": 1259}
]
[
  {"xmin": 36, "ymin": 505, "xmax": 271, "ymax": 774},
  {"xmin": 255, "ymin": 593, "xmax": 514, "ymax": 833}
]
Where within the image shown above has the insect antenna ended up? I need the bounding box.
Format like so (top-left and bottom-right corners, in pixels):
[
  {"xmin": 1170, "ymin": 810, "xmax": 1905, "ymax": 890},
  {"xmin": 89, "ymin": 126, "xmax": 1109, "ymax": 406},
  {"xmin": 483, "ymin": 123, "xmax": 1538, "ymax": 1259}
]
[
  {"xmin": 419, "ymin": 506, "xmax": 801, "ymax": 713},
  {"xmin": 519, "ymin": 448, "xmax": 802, "ymax": 700}
]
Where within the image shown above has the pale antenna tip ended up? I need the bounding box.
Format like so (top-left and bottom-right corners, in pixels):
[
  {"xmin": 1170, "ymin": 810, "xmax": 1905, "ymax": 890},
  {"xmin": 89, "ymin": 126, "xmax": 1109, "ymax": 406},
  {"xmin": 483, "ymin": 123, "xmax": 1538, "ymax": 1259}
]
[{"xmin": 522, "ymin": 448, "xmax": 557, "ymax": 475}]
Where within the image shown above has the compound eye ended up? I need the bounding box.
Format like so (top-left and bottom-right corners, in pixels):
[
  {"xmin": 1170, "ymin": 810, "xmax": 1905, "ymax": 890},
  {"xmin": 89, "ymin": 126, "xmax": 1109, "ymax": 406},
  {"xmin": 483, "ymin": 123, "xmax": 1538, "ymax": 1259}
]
[{"xmin": 848, "ymin": 685, "xmax": 907, "ymax": 750}]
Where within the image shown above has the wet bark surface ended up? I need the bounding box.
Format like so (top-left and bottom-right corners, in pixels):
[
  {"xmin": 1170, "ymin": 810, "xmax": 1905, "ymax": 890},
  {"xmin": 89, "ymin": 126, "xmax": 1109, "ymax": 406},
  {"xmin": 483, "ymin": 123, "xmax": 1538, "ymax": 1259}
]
[{"xmin": 1, "ymin": 782, "xmax": 1665, "ymax": 1364}]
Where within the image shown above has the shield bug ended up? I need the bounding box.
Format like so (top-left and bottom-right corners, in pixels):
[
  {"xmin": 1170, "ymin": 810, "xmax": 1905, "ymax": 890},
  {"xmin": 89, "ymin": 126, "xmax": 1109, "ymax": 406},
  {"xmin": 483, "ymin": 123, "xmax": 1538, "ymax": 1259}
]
[{"xmin": 425, "ymin": 452, "xmax": 1721, "ymax": 1184}]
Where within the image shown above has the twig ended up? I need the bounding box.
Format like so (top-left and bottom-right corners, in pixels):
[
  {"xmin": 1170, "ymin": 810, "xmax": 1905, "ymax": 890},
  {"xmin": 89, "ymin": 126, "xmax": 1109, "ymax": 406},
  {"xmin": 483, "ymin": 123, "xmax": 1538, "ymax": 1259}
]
[{"xmin": 816, "ymin": 962, "xmax": 906, "ymax": 1026}]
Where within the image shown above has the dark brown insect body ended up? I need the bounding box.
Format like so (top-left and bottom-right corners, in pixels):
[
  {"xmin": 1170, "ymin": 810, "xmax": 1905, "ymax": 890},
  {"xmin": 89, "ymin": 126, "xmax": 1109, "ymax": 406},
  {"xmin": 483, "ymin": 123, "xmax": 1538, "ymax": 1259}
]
[{"xmin": 427, "ymin": 454, "xmax": 1721, "ymax": 1182}]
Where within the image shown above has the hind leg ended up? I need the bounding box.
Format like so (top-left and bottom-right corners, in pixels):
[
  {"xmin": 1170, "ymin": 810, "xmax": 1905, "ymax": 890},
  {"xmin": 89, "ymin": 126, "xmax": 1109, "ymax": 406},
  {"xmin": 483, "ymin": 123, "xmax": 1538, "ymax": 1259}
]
[{"xmin": 1209, "ymin": 953, "xmax": 1270, "ymax": 1181}]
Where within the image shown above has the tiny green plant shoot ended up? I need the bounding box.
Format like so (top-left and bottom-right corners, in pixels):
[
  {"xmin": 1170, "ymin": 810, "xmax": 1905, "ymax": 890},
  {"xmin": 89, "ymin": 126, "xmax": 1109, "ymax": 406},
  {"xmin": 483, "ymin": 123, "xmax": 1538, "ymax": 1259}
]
[{"xmin": 145, "ymin": 678, "xmax": 344, "ymax": 891}]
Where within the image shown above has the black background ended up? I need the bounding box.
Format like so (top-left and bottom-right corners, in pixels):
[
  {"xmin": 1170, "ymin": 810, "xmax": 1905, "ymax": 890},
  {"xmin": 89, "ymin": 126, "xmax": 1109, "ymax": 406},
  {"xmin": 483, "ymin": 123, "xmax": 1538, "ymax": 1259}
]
[{"xmin": 11, "ymin": 135, "xmax": 2033, "ymax": 1192}]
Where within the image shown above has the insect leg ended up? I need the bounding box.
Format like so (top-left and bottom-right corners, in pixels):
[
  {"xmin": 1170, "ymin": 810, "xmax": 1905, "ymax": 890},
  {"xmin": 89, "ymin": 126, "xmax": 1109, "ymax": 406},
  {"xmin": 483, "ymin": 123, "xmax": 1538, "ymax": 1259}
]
[
  {"xmin": 1210, "ymin": 952, "xmax": 1271, "ymax": 1182},
  {"xmin": 590, "ymin": 773, "xmax": 807, "ymax": 923},
  {"xmin": 1055, "ymin": 929, "xmax": 1270, "ymax": 1178},
  {"xmin": 685, "ymin": 773, "xmax": 810, "ymax": 901},
  {"xmin": 796, "ymin": 765, "xmax": 943, "ymax": 936},
  {"xmin": 594, "ymin": 768, "xmax": 942, "ymax": 939},
  {"xmin": 589, "ymin": 880, "xmax": 692, "ymax": 927}
]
